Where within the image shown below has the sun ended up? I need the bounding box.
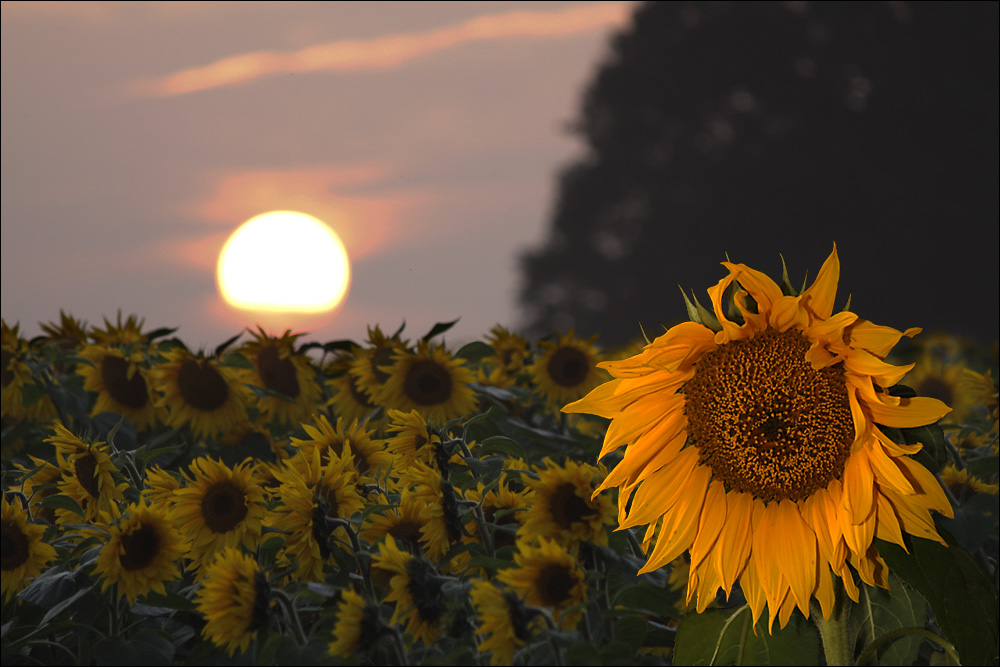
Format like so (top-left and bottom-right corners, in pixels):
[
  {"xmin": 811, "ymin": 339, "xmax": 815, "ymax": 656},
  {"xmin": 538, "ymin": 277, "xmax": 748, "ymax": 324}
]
[{"xmin": 217, "ymin": 211, "xmax": 351, "ymax": 314}]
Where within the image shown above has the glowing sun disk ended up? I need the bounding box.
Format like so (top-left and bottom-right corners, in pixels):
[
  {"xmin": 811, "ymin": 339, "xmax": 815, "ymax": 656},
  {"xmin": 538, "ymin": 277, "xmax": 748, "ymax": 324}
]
[{"xmin": 217, "ymin": 211, "xmax": 351, "ymax": 313}]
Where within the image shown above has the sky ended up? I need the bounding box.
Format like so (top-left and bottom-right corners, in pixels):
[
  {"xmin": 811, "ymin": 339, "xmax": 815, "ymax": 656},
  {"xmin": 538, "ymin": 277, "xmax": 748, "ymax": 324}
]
[{"xmin": 1, "ymin": 1, "xmax": 634, "ymax": 349}]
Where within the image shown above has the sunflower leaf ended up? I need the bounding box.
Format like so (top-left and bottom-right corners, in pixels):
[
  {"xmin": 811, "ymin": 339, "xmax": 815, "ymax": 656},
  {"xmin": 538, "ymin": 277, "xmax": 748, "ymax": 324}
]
[
  {"xmin": 856, "ymin": 572, "xmax": 928, "ymax": 666},
  {"xmin": 779, "ymin": 254, "xmax": 799, "ymax": 296},
  {"xmin": 213, "ymin": 331, "xmax": 243, "ymax": 357},
  {"xmin": 480, "ymin": 436, "xmax": 527, "ymax": 460},
  {"xmin": 876, "ymin": 530, "xmax": 999, "ymax": 666},
  {"xmin": 674, "ymin": 605, "xmax": 821, "ymax": 666},
  {"xmin": 422, "ymin": 318, "xmax": 460, "ymax": 342},
  {"xmin": 37, "ymin": 494, "xmax": 85, "ymax": 517},
  {"xmin": 455, "ymin": 341, "xmax": 495, "ymax": 364}
]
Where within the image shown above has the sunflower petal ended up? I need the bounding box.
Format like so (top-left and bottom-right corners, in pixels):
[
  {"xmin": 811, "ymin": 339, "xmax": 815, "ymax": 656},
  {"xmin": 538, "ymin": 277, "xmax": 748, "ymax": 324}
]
[{"xmin": 799, "ymin": 245, "xmax": 840, "ymax": 320}]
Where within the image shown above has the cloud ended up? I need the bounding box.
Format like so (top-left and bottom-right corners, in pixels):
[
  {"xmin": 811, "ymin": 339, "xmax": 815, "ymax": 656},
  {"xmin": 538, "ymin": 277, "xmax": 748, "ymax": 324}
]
[{"xmin": 133, "ymin": 2, "xmax": 631, "ymax": 96}]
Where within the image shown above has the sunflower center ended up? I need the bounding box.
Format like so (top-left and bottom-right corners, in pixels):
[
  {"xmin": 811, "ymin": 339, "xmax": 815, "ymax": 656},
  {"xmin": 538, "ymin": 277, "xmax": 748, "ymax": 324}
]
[
  {"xmin": 119, "ymin": 523, "xmax": 161, "ymax": 571},
  {"xmin": 684, "ymin": 328, "xmax": 854, "ymax": 502},
  {"xmin": 549, "ymin": 482, "xmax": 595, "ymax": 529},
  {"xmin": 537, "ymin": 563, "xmax": 575, "ymax": 607},
  {"xmin": 101, "ymin": 355, "xmax": 150, "ymax": 409},
  {"xmin": 388, "ymin": 519, "xmax": 423, "ymax": 546},
  {"xmin": 256, "ymin": 345, "xmax": 300, "ymax": 399},
  {"xmin": 1, "ymin": 520, "xmax": 29, "ymax": 571},
  {"xmin": 406, "ymin": 558, "xmax": 446, "ymax": 623},
  {"xmin": 201, "ymin": 481, "xmax": 248, "ymax": 532},
  {"xmin": 177, "ymin": 359, "xmax": 229, "ymax": 411},
  {"xmin": 74, "ymin": 453, "xmax": 101, "ymax": 498},
  {"xmin": 547, "ymin": 347, "xmax": 589, "ymax": 387},
  {"xmin": 404, "ymin": 360, "xmax": 453, "ymax": 406}
]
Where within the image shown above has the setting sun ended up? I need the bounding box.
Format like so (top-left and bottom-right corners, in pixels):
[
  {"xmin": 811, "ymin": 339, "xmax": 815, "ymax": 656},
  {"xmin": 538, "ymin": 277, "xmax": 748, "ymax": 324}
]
[{"xmin": 217, "ymin": 211, "xmax": 351, "ymax": 314}]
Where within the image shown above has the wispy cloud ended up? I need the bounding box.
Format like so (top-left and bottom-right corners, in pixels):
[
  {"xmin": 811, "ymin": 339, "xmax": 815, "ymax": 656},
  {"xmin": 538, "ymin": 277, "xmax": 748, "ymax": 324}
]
[{"xmin": 132, "ymin": 2, "xmax": 631, "ymax": 96}]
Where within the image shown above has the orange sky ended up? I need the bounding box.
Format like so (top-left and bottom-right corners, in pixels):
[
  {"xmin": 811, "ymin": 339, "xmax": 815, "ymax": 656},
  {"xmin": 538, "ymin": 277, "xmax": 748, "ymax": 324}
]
[{"xmin": 1, "ymin": 1, "xmax": 633, "ymax": 347}]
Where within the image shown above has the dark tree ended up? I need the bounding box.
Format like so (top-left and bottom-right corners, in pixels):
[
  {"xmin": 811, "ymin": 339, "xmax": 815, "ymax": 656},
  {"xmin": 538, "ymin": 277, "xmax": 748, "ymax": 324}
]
[{"xmin": 519, "ymin": 1, "xmax": 999, "ymax": 346}]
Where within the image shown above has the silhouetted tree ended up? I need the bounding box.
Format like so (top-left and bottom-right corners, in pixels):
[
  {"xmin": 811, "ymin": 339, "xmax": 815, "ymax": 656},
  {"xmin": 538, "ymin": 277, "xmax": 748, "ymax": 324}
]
[{"xmin": 519, "ymin": 1, "xmax": 999, "ymax": 346}]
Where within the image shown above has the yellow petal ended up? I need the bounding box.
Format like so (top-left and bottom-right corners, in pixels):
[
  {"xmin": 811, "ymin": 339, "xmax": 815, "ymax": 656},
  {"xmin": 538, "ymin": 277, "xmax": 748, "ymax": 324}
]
[
  {"xmin": 843, "ymin": 348, "xmax": 914, "ymax": 388},
  {"xmin": 689, "ymin": 480, "xmax": 728, "ymax": 572},
  {"xmin": 799, "ymin": 244, "xmax": 840, "ymax": 320},
  {"xmin": 771, "ymin": 500, "xmax": 817, "ymax": 617},
  {"xmin": 599, "ymin": 393, "xmax": 684, "ymax": 459},
  {"xmin": 895, "ymin": 456, "xmax": 954, "ymax": 518},
  {"xmin": 740, "ymin": 554, "xmax": 768, "ymax": 632},
  {"xmin": 866, "ymin": 440, "xmax": 916, "ymax": 496},
  {"xmin": 768, "ymin": 294, "xmax": 809, "ymax": 331},
  {"xmin": 714, "ymin": 490, "xmax": 754, "ymax": 596},
  {"xmin": 597, "ymin": 411, "xmax": 687, "ymax": 489},
  {"xmin": 881, "ymin": 487, "xmax": 948, "ymax": 545},
  {"xmin": 847, "ymin": 319, "xmax": 920, "ymax": 358},
  {"xmin": 813, "ymin": 562, "xmax": 836, "ymax": 620},
  {"xmin": 707, "ymin": 273, "xmax": 744, "ymax": 343},
  {"xmin": 618, "ymin": 446, "xmax": 699, "ymax": 529},
  {"xmin": 562, "ymin": 378, "xmax": 629, "ymax": 417},
  {"xmin": 752, "ymin": 501, "xmax": 788, "ymax": 616},
  {"xmin": 842, "ymin": 447, "xmax": 875, "ymax": 524},
  {"xmin": 874, "ymin": 492, "xmax": 907, "ymax": 551},
  {"xmin": 638, "ymin": 463, "xmax": 710, "ymax": 574}
]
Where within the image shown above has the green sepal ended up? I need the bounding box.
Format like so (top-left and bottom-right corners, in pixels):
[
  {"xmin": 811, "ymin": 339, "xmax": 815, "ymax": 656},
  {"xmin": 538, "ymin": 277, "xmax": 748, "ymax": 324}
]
[
  {"xmin": 679, "ymin": 286, "xmax": 722, "ymax": 331},
  {"xmin": 779, "ymin": 254, "xmax": 799, "ymax": 296}
]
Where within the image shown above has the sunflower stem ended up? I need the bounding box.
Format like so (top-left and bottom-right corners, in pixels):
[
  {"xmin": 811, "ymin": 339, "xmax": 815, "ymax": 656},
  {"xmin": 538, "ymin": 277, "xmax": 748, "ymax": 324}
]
[
  {"xmin": 810, "ymin": 578, "xmax": 853, "ymax": 666},
  {"xmin": 270, "ymin": 589, "xmax": 307, "ymax": 646}
]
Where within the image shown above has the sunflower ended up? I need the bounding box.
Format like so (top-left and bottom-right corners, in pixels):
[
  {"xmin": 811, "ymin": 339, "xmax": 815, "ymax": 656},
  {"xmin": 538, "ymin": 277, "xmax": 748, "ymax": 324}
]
[
  {"xmin": 518, "ymin": 458, "xmax": 615, "ymax": 549},
  {"xmin": 373, "ymin": 534, "xmax": 446, "ymax": 645},
  {"xmin": 151, "ymin": 348, "xmax": 249, "ymax": 441},
  {"xmin": 48, "ymin": 422, "xmax": 128, "ymax": 523},
  {"xmin": 292, "ymin": 414, "xmax": 393, "ymax": 482},
  {"xmin": 939, "ymin": 463, "xmax": 999, "ymax": 499},
  {"xmin": 376, "ymin": 342, "xmax": 478, "ymax": 425},
  {"xmin": 400, "ymin": 461, "xmax": 466, "ymax": 564},
  {"xmin": 171, "ymin": 457, "xmax": 266, "ymax": 568},
  {"xmin": 141, "ymin": 464, "xmax": 181, "ymax": 509},
  {"xmin": 195, "ymin": 547, "xmax": 270, "ymax": 656},
  {"xmin": 470, "ymin": 579, "xmax": 537, "ymax": 665},
  {"xmin": 482, "ymin": 325, "xmax": 530, "ymax": 384},
  {"xmin": 93, "ymin": 502, "xmax": 187, "ymax": 604},
  {"xmin": 237, "ymin": 328, "xmax": 322, "ymax": 427},
  {"xmin": 90, "ymin": 312, "xmax": 148, "ymax": 347},
  {"xmin": 904, "ymin": 357, "xmax": 975, "ymax": 425},
  {"xmin": 325, "ymin": 349, "xmax": 379, "ymax": 425},
  {"xmin": 1, "ymin": 495, "xmax": 58, "ymax": 602},
  {"xmin": 496, "ymin": 537, "xmax": 587, "ymax": 629},
  {"xmin": 271, "ymin": 448, "xmax": 365, "ymax": 581},
  {"xmin": 563, "ymin": 246, "xmax": 954, "ymax": 630},
  {"xmin": 384, "ymin": 409, "xmax": 441, "ymax": 470},
  {"xmin": 77, "ymin": 344, "xmax": 159, "ymax": 431},
  {"xmin": 350, "ymin": 325, "xmax": 409, "ymax": 405},
  {"xmin": 529, "ymin": 330, "xmax": 604, "ymax": 408},
  {"xmin": 1, "ymin": 322, "xmax": 56, "ymax": 423},
  {"xmin": 39, "ymin": 310, "xmax": 89, "ymax": 351},
  {"xmin": 360, "ymin": 492, "xmax": 436, "ymax": 556},
  {"xmin": 465, "ymin": 480, "xmax": 528, "ymax": 552},
  {"xmin": 14, "ymin": 456, "xmax": 65, "ymax": 524},
  {"xmin": 328, "ymin": 589, "xmax": 385, "ymax": 658}
]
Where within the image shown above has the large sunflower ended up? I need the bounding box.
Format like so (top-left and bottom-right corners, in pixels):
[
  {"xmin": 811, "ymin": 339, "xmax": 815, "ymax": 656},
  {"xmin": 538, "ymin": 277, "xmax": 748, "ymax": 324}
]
[
  {"xmin": 325, "ymin": 349, "xmax": 379, "ymax": 426},
  {"xmin": 151, "ymin": 348, "xmax": 249, "ymax": 441},
  {"xmin": 563, "ymin": 246, "xmax": 954, "ymax": 630},
  {"xmin": 194, "ymin": 547, "xmax": 270, "ymax": 656},
  {"xmin": 376, "ymin": 342, "xmax": 478, "ymax": 424},
  {"xmin": 76, "ymin": 344, "xmax": 159, "ymax": 431},
  {"xmin": 93, "ymin": 501, "xmax": 187, "ymax": 604},
  {"xmin": 292, "ymin": 414, "xmax": 393, "ymax": 483},
  {"xmin": 470, "ymin": 579, "xmax": 536, "ymax": 665},
  {"xmin": 328, "ymin": 589, "xmax": 384, "ymax": 658},
  {"xmin": 373, "ymin": 534, "xmax": 447, "ymax": 645},
  {"xmin": 237, "ymin": 328, "xmax": 322, "ymax": 427},
  {"xmin": 171, "ymin": 457, "xmax": 266, "ymax": 569},
  {"xmin": 1, "ymin": 495, "xmax": 58, "ymax": 602}
]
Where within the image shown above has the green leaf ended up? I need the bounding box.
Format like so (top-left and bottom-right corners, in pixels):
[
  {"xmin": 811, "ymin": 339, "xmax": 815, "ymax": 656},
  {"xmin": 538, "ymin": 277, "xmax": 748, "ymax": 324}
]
[
  {"xmin": 219, "ymin": 352, "xmax": 254, "ymax": 370},
  {"xmin": 455, "ymin": 341, "xmax": 495, "ymax": 363},
  {"xmin": 613, "ymin": 583, "xmax": 678, "ymax": 619},
  {"xmin": 214, "ymin": 331, "xmax": 243, "ymax": 357},
  {"xmin": 614, "ymin": 614, "xmax": 650, "ymax": 650},
  {"xmin": 856, "ymin": 572, "xmax": 927, "ymax": 666},
  {"xmin": 37, "ymin": 493, "xmax": 85, "ymax": 518},
  {"xmin": 876, "ymin": 532, "xmax": 999, "ymax": 666},
  {"xmin": 20, "ymin": 382, "xmax": 48, "ymax": 407},
  {"xmin": 479, "ymin": 435, "xmax": 527, "ymax": 460},
  {"xmin": 92, "ymin": 629, "xmax": 175, "ymax": 665},
  {"xmin": 674, "ymin": 606, "xmax": 821, "ymax": 666},
  {"xmin": 422, "ymin": 318, "xmax": 460, "ymax": 342}
]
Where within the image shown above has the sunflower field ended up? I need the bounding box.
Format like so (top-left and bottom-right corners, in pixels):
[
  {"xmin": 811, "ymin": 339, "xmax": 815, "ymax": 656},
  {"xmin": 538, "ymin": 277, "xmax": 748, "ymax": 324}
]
[{"xmin": 2, "ymin": 250, "xmax": 998, "ymax": 666}]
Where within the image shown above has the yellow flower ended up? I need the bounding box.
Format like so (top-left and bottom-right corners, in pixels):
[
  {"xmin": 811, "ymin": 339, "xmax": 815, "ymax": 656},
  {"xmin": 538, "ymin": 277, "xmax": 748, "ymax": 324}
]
[
  {"xmin": 904, "ymin": 357, "xmax": 976, "ymax": 425},
  {"xmin": 171, "ymin": 457, "xmax": 265, "ymax": 568},
  {"xmin": 151, "ymin": 348, "xmax": 249, "ymax": 441},
  {"xmin": 292, "ymin": 414, "xmax": 393, "ymax": 483},
  {"xmin": 373, "ymin": 534, "xmax": 446, "ymax": 644},
  {"xmin": 399, "ymin": 462, "xmax": 466, "ymax": 565},
  {"xmin": 329, "ymin": 589, "xmax": 383, "ymax": 657},
  {"xmin": 141, "ymin": 464, "xmax": 181, "ymax": 509},
  {"xmin": 360, "ymin": 492, "xmax": 435, "ymax": 555},
  {"xmin": 39, "ymin": 310, "xmax": 89, "ymax": 352},
  {"xmin": 564, "ymin": 246, "xmax": 955, "ymax": 631},
  {"xmin": 470, "ymin": 579, "xmax": 537, "ymax": 665},
  {"xmin": 465, "ymin": 480, "xmax": 528, "ymax": 552},
  {"xmin": 48, "ymin": 423, "xmax": 128, "ymax": 523},
  {"xmin": 1, "ymin": 495, "xmax": 57, "ymax": 602},
  {"xmin": 77, "ymin": 344, "xmax": 159, "ymax": 431},
  {"xmin": 1, "ymin": 321, "xmax": 56, "ymax": 423},
  {"xmin": 271, "ymin": 448, "xmax": 364, "ymax": 581},
  {"xmin": 483, "ymin": 325, "xmax": 530, "ymax": 383},
  {"xmin": 237, "ymin": 328, "xmax": 322, "ymax": 426},
  {"xmin": 14, "ymin": 456, "xmax": 64, "ymax": 524},
  {"xmin": 376, "ymin": 342, "xmax": 478, "ymax": 424},
  {"xmin": 939, "ymin": 463, "xmax": 999, "ymax": 498},
  {"xmin": 529, "ymin": 330, "xmax": 605, "ymax": 408},
  {"xmin": 325, "ymin": 349, "xmax": 379, "ymax": 426},
  {"xmin": 93, "ymin": 502, "xmax": 187, "ymax": 605},
  {"xmin": 89, "ymin": 312, "xmax": 149, "ymax": 347},
  {"xmin": 195, "ymin": 547, "xmax": 269, "ymax": 655},
  {"xmin": 518, "ymin": 457, "xmax": 615, "ymax": 549},
  {"xmin": 384, "ymin": 409, "xmax": 442, "ymax": 471},
  {"xmin": 349, "ymin": 325, "xmax": 408, "ymax": 403},
  {"xmin": 497, "ymin": 537, "xmax": 587, "ymax": 629}
]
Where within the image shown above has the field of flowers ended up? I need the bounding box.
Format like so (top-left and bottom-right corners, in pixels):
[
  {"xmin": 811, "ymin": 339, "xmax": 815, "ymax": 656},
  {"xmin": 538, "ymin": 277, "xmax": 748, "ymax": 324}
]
[{"xmin": 2, "ymin": 252, "xmax": 998, "ymax": 665}]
